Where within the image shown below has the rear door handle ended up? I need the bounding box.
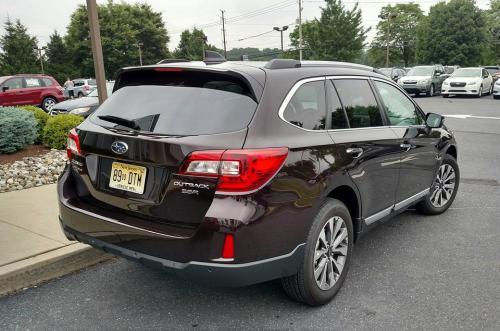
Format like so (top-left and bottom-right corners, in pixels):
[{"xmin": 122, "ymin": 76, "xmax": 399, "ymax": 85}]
[
  {"xmin": 346, "ymin": 147, "xmax": 363, "ymax": 158},
  {"xmin": 400, "ymin": 143, "xmax": 415, "ymax": 151}
]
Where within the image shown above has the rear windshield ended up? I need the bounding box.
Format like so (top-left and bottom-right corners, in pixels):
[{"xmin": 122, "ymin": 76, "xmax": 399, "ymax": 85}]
[{"xmin": 90, "ymin": 71, "xmax": 257, "ymax": 135}]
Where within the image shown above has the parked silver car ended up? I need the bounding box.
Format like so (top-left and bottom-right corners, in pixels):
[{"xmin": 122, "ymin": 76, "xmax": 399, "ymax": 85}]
[{"xmin": 71, "ymin": 78, "xmax": 97, "ymax": 98}]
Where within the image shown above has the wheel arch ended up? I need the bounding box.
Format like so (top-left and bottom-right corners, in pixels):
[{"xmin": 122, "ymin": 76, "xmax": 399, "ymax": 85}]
[
  {"xmin": 326, "ymin": 184, "xmax": 362, "ymax": 241},
  {"xmin": 445, "ymin": 144, "xmax": 457, "ymax": 160}
]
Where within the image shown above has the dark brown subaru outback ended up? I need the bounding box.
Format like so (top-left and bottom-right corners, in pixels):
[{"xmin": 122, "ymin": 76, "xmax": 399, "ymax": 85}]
[{"xmin": 58, "ymin": 59, "xmax": 459, "ymax": 306}]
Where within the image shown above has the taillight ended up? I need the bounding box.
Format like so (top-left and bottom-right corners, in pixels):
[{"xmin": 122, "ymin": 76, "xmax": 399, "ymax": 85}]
[
  {"xmin": 179, "ymin": 148, "xmax": 288, "ymax": 193},
  {"xmin": 66, "ymin": 128, "xmax": 81, "ymax": 160},
  {"xmin": 84, "ymin": 85, "xmax": 90, "ymax": 91}
]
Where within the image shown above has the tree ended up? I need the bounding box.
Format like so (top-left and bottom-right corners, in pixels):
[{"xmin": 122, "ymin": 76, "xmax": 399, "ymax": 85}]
[
  {"xmin": 226, "ymin": 47, "xmax": 281, "ymax": 61},
  {"xmin": 45, "ymin": 31, "xmax": 75, "ymax": 84},
  {"xmin": 416, "ymin": 0, "xmax": 487, "ymax": 66},
  {"xmin": 288, "ymin": 0, "xmax": 367, "ymax": 61},
  {"xmin": 0, "ymin": 19, "xmax": 38, "ymax": 75},
  {"xmin": 482, "ymin": 0, "xmax": 500, "ymax": 64},
  {"xmin": 173, "ymin": 28, "xmax": 220, "ymax": 60},
  {"xmin": 370, "ymin": 4, "xmax": 424, "ymax": 67},
  {"xmin": 65, "ymin": 1, "xmax": 170, "ymax": 79}
]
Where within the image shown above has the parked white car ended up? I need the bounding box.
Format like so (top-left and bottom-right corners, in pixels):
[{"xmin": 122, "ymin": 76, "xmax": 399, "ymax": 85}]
[
  {"xmin": 493, "ymin": 79, "xmax": 500, "ymax": 100},
  {"xmin": 441, "ymin": 67, "xmax": 493, "ymax": 98}
]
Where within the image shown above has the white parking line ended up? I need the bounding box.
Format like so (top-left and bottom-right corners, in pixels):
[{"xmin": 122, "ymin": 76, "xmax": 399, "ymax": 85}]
[{"xmin": 445, "ymin": 115, "xmax": 500, "ymax": 120}]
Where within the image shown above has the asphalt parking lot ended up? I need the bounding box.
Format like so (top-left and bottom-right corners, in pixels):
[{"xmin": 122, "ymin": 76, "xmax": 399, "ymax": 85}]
[{"xmin": 1, "ymin": 95, "xmax": 499, "ymax": 330}]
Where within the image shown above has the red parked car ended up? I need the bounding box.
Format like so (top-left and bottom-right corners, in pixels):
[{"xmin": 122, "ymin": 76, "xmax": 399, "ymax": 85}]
[{"xmin": 0, "ymin": 74, "xmax": 65, "ymax": 111}]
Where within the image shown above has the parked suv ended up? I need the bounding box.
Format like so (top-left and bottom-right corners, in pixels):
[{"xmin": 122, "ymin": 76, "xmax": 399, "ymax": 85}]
[
  {"xmin": 0, "ymin": 74, "xmax": 64, "ymax": 111},
  {"xmin": 398, "ymin": 65, "xmax": 448, "ymax": 96},
  {"xmin": 58, "ymin": 60, "xmax": 459, "ymax": 306},
  {"xmin": 71, "ymin": 78, "xmax": 97, "ymax": 97}
]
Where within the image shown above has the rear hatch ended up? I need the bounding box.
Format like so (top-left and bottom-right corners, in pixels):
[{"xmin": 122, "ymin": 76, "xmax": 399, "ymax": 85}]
[{"xmin": 68, "ymin": 66, "xmax": 263, "ymax": 227}]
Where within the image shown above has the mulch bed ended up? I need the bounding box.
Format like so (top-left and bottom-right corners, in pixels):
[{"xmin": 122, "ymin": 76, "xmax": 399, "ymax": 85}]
[{"xmin": 0, "ymin": 145, "xmax": 52, "ymax": 165}]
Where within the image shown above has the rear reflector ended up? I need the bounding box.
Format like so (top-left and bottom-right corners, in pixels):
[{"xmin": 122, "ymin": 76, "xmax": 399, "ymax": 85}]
[
  {"xmin": 221, "ymin": 234, "xmax": 235, "ymax": 259},
  {"xmin": 66, "ymin": 128, "xmax": 81, "ymax": 160},
  {"xmin": 179, "ymin": 148, "xmax": 288, "ymax": 193}
]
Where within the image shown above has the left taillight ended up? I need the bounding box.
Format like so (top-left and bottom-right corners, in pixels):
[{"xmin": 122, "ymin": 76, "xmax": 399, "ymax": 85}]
[
  {"xmin": 66, "ymin": 128, "xmax": 81, "ymax": 160},
  {"xmin": 179, "ymin": 147, "xmax": 288, "ymax": 193}
]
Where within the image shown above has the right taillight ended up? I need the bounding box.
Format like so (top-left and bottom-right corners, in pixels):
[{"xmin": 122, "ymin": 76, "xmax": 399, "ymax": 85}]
[
  {"xmin": 66, "ymin": 128, "xmax": 81, "ymax": 160},
  {"xmin": 179, "ymin": 147, "xmax": 288, "ymax": 193}
]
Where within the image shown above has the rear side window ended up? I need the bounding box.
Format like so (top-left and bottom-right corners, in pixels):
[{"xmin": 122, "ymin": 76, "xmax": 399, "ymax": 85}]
[
  {"xmin": 42, "ymin": 78, "xmax": 53, "ymax": 86},
  {"xmin": 25, "ymin": 78, "xmax": 42, "ymax": 87},
  {"xmin": 333, "ymin": 79, "xmax": 383, "ymax": 128},
  {"xmin": 91, "ymin": 70, "xmax": 258, "ymax": 136},
  {"xmin": 282, "ymin": 80, "xmax": 326, "ymax": 130}
]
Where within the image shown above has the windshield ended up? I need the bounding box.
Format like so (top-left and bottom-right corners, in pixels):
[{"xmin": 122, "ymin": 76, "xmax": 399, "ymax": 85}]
[
  {"xmin": 87, "ymin": 82, "xmax": 114, "ymax": 97},
  {"xmin": 91, "ymin": 85, "xmax": 257, "ymax": 136},
  {"xmin": 407, "ymin": 67, "xmax": 433, "ymax": 76},
  {"xmin": 452, "ymin": 68, "xmax": 481, "ymax": 77}
]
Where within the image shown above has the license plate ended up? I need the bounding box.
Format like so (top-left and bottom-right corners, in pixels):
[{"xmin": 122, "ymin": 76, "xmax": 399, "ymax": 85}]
[{"xmin": 109, "ymin": 162, "xmax": 147, "ymax": 194}]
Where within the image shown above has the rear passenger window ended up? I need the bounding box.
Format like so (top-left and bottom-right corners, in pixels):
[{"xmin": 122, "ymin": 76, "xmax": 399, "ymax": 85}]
[
  {"xmin": 327, "ymin": 81, "xmax": 348, "ymax": 129},
  {"xmin": 25, "ymin": 78, "xmax": 42, "ymax": 87},
  {"xmin": 283, "ymin": 80, "xmax": 326, "ymax": 130},
  {"xmin": 333, "ymin": 79, "xmax": 383, "ymax": 128},
  {"xmin": 42, "ymin": 78, "xmax": 53, "ymax": 86}
]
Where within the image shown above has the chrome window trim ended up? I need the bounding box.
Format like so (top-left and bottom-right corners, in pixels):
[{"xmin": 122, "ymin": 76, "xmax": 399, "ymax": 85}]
[{"xmin": 277, "ymin": 76, "xmax": 327, "ymax": 132}]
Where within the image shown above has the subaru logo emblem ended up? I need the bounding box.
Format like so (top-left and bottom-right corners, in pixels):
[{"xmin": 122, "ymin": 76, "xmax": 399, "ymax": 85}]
[{"xmin": 111, "ymin": 141, "xmax": 128, "ymax": 154}]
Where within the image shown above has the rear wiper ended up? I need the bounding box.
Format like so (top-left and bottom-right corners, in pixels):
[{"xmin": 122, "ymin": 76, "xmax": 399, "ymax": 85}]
[
  {"xmin": 103, "ymin": 126, "xmax": 189, "ymax": 138},
  {"xmin": 98, "ymin": 115, "xmax": 140, "ymax": 131}
]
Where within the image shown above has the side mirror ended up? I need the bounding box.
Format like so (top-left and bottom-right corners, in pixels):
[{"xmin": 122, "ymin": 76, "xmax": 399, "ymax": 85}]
[
  {"xmin": 426, "ymin": 113, "xmax": 444, "ymax": 129},
  {"xmin": 1, "ymin": 86, "xmax": 8, "ymax": 92}
]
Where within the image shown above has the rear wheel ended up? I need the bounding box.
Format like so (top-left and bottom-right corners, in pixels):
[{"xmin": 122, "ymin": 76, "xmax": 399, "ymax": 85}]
[
  {"xmin": 442, "ymin": 94, "xmax": 449, "ymax": 98},
  {"xmin": 281, "ymin": 198, "xmax": 353, "ymax": 306},
  {"xmin": 41, "ymin": 97, "xmax": 56, "ymax": 112},
  {"xmin": 427, "ymin": 84, "xmax": 434, "ymax": 97},
  {"xmin": 417, "ymin": 154, "xmax": 459, "ymax": 215},
  {"xmin": 476, "ymin": 85, "xmax": 482, "ymax": 98},
  {"xmin": 78, "ymin": 92, "xmax": 84, "ymax": 98}
]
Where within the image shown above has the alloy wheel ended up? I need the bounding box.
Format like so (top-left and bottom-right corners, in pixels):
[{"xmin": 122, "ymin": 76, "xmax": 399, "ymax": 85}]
[
  {"xmin": 44, "ymin": 98, "xmax": 56, "ymax": 111},
  {"xmin": 313, "ymin": 216, "xmax": 348, "ymax": 290},
  {"xmin": 430, "ymin": 164, "xmax": 456, "ymax": 208}
]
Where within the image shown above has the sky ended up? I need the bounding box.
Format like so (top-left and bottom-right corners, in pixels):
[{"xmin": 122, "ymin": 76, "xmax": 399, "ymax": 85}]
[{"xmin": 0, "ymin": 0, "xmax": 493, "ymax": 52}]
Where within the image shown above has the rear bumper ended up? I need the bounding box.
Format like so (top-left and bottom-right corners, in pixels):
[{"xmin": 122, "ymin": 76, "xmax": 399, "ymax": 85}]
[{"xmin": 61, "ymin": 223, "xmax": 304, "ymax": 287}]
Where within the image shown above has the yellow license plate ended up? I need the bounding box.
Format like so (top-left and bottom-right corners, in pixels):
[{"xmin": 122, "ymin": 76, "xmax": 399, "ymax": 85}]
[{"xmin": 109, "ymin": 162, "xmax": 147, "ymax": 194}]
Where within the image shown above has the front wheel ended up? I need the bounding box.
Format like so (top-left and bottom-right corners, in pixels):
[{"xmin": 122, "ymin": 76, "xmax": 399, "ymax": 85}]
[
  {"xmin": 281, "ymin": 198, "xmax": 353, "ymax": 306},
  {"xmin": 41, "ymin": 97, "xmax": 57, "ymax": 111},
  {"xmin": 417, "ymin": 154, "xmax": 459, "ymax": 215},
  {"xmin": 476, "ymin": 86, "xmax": 483, "ymax": 98}
]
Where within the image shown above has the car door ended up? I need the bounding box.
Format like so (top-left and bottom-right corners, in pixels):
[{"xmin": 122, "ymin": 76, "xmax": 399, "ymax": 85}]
[
  {"xmin": 326, "ymin": 78, "xmax": 401, "ymax": 223},
  {"xmin": 23, "ymin": 77, "xmax": 44, "ymax": 105},
  {"xmin": 372, "ymin": 78, "xmax": 439, "ymax": 209},
  {"xmin": 0, "ymin": 77, "xmax": 26, "ymax": 106},
  {"xmin": 482, "ymin": 69, "xmax": 492, "ymax": 91}
]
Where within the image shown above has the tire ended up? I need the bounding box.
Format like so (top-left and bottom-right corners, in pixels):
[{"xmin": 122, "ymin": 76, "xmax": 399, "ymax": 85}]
[
  {"xmin": 494, "ymin": 95, "xmax": 500, "ymax": 100},
  {"xmin": 78, "ymin": 92, "xmax": 84, "ymax": 98},
  {"xmin": 416, "ymin": 154, "xmax": 460, "ymax": 215},
  {"xmin": 427, "ymin": 84, "xmax": 434, "ymax": 97},
  {"xmin": 281, "ymin": 198, "xmax": 353, "ymax": 306},
  {"xmin": 476, "ymin": 86, "xmax": 482, "ymax": 98},
  {"xmin": 442, "ymin": 94, "xmax": 449, "ymax": 98},
  {"xmin": 41, "ymin": 97, "xmax": 57, "ymax": 112}
]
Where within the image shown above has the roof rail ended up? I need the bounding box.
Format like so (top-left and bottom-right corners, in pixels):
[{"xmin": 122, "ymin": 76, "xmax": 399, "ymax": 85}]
[
  {"xmin": 265, "ymin": 59, "xmax": 301, "ymax": 69},
  {"xmin": 203, "ymin": 51, "xmax": 226, "ymax": 65},
  {"xmin": 157, "ymin": 58, "xmax": 190, "ymax": 64}
]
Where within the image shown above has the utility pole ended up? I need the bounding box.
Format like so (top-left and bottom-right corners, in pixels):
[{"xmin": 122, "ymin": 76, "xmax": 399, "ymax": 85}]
[
  {"xmin": 86, "ymin": 0, "xmax": 107, "ymax": 103},
  {"xmin": 33, "ymin": 46, "xmax": 47, "ymax": 74},
  {"xmin": 379, "ymin": 12, "xmax": 397, "ymax": 68},
  {"xmin": 137, "ymin": 42, "xmax": 143, "ymax": 66},
  {"xmin": 273, "ymin": 26, "xmax": 289, "ymax": 52},
  {"xmin": 298, "ymin": 0, "xmax": 303, "ymax": 61},
  {"xmin": 221, "ymin": 10, "xmax": 227, "ymax": 58}
]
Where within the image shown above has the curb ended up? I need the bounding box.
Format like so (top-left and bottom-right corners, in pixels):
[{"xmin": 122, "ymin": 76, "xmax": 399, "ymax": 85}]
[{"xmin": 0, "ymin": 243, "xmax": 113, "ymax": 297}]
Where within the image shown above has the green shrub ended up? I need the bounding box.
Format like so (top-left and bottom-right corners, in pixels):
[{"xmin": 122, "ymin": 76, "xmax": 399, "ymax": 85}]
[
  {"xmin": 0, "ymin": 107, "xmax": 38, "ymax": 154},
  {"xmin": 42, "ymin": 114, "xmax": 84, "ymax": 150},
  {"xmin": 18, "ymin": 105, "xmax": 50, "ymax": 144}
]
